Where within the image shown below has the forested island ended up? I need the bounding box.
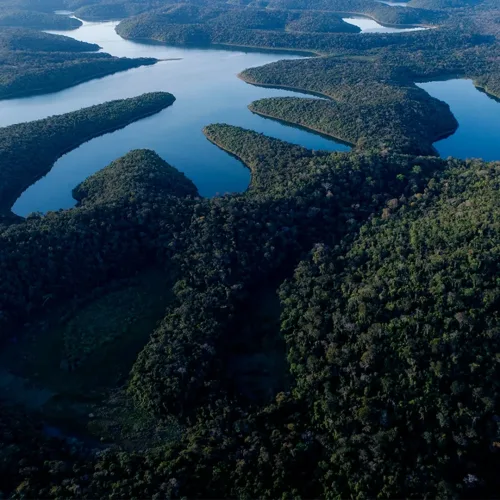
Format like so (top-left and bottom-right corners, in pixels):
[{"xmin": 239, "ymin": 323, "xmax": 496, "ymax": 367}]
[{"xmin": 1, "ymin": 0, "xmax": 500, "ymax": 497}]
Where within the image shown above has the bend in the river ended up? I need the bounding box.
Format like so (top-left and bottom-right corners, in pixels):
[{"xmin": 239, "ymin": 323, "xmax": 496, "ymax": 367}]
[
  {"xmin": 1, "ymin": 17, "xmax": 499, "ymax": 216},
  {"xmin": 4, "ymin": 19, "xmax": 352, "ymax": 216}
]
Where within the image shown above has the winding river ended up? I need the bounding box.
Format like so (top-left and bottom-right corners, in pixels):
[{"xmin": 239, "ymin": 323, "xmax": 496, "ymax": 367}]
[
  {"xmin": 0, "ymin": 18, "xmax": 498, "ymax": 215},
  {"xmin": 2, "ymin": 20, "xmax": 353, "ymax": 216}
]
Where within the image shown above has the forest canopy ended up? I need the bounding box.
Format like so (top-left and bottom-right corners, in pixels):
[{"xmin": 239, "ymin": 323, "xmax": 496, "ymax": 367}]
[
  {"xmin": 0, "ymin": 92, "xmax": 175, "ymax": 217},
  {"xmin": 1, "ymin": 0, "xmax": 500, "ymax": 497}
]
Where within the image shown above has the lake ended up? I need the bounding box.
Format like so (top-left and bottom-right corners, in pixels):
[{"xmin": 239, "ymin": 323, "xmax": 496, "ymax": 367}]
[
  {"xmin": 418, "ymin": 79, "xmax": 500, "ymax": 162},
  {"xmin": 376, "ymin": 1, "xmax": 409, "ymax": 6}
]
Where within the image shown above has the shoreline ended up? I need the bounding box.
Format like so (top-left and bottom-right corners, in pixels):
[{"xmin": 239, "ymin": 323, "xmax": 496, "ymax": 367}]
[
  {"xmin": 0, "ymin": 59, "xmax": 157, "ymax": 101},
  {"xmin": 247, "ymin": 104, "xmax": 354, "ymax": 149},
  {"xmin": 116, "ymin": 32, "xmax": 322, "ymax": 56},
  {"xmin": 7, "ymin": 100, "xmax": 175, "ymax": 217},
  {"xmin": 202, "ymin": 130, "xmax": 256, "ymax": 192},
  {"xmin": 237, "ymin": 73, "xmax": 333, "ymax": 100}
]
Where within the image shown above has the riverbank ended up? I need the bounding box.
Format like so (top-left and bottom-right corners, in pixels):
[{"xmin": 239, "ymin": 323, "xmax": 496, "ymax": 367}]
[
  {"xmin": 0, "ymin": 92, "xmax": 175, "ymax": 216},
  {"xmin": 247, "ymin": 104, "xmax": 355, "ymax": 149}
]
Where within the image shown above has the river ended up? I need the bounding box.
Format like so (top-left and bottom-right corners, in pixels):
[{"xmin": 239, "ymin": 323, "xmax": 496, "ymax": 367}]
[
  {"xmin": 1, "ymin": 19, "xmax": 498, "ymax": 215},
  {"xmin": 2, "ymin": 20, "xmax": 354, "ymax": 215}
]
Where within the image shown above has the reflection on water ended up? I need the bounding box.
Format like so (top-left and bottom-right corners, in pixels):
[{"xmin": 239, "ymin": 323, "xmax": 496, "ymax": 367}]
[
  {"xmin": 376, "ymin": 1, "xmax": 409, "ymax": 6},
  {"xmin": 418, "ymin": 79, "xmax": 500, "ymax": 162}
]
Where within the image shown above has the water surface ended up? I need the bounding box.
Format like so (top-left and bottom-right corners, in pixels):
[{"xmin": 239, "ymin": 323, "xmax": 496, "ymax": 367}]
[
  {"xmin": 3, "ymin": 20, "xmax": 498, "ymax": 216},
  {"xmin": 418, "ymin": 79, "xmax": 500, "ymax": 162},
  {"xmin": 342, "ymin": 16, "xmax": 426, "ymax": 32},
  {"xmin": 0, "ymin": 20, "xmax": 349, "ymax": 216},
  {"xmin": 376, "ymin": 1, "xmax": 409, "ymax": 6}
]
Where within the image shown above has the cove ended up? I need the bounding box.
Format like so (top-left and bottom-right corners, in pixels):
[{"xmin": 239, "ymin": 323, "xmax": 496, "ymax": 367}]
[
  {"xmin": 376, "ymin": 1, "xmax": 409, "ymax": 6},
  {"xmin": 0, "ymin": 20, "xmax": 350, "ymax": 216},
  {"xmin": 417, "ymin": 79, "xmax": 500, "ymax": 162},
  {"xmin": 342, "ymin": 16, "xmax": 426, "ymax": 33}
]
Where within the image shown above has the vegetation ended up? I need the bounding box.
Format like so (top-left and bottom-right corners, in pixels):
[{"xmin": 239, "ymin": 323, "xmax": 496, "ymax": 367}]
[
  {"xmin": 265, "ymin": 0, "xmax": 447, "ymax": 25},
  {"xmin": 73, "ymin": 0, "xmax": 167, "ymax": 21},
  {"xmin": 1, "ymin": 0, "xmax": 500, "ymax": 497},
  {"xmin": 0, "ymin": 27, "xmax": 97, "ymax": 51},
  {"xmin": 2, "ymin": 122, "xmax": 500, "ymax": 496},
  {"xmin": 0, "ymin": 145, "xmax": 196, "ymax": 337},
  {"xmin": 0, "ymin": 0, "xmax": 64, "ymax": 12},
  {"xmin": 249, "ymin": 92, "xmax": 455, "ymax": 155},
  {"xmin": 0, "ymin": 27, "xmax": 158, "ymax": 100},
  {"xmin": 0, "ymin": 92, "xmax": 175, "ymax": 216},
  {"xmin": 276, "ymin": 156, "xmax": 500, "ymax": 496},
  {"xmin": 116, "ymin": 4, "xmax": 451, "ymax": 51},
  {"xmin": 114, "ymin": 1, "xmax": 498, "ymax": 154},
  {"xmin": 239, "ymin": 30, "xmax": 499, "ymax": 155},
  {"xmin": 0, "ymin": 10, "xmax": 82, "ymax": 29}
]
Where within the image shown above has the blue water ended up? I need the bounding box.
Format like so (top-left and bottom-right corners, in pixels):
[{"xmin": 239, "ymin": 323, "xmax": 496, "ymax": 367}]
[
  {"xmin": 342, "ymin": 16, "xmax": 426, "ymax": 32},
  {"xmin": 376, "ymin": 1, "xmax": 409, "ymax": 6},
  {"xmin": 418, "ymin": 79, "xmax": 500, "ymax": 162},
  {"xmin": 0, "ymin": 21, "xmax": 498, "ymax": 216},
  {"xmin": 0, "ymin": 20, "xmax": 349, "ymax": 216}
]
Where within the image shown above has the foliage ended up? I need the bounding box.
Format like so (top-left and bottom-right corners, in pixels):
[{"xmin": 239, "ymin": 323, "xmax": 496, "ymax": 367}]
[
  {"xmin": 0, "ymin": 144, "xmax": 197, "ymax": 339},
  {"xmin": 3, "ymin": 124, "xmax": 500, "ymax": 497},
  {"xmin": 0, "ymin": 10, "xmax": 82, "ymax": 29},
  {"xmin": 239, "ymin": 32, "xmax": 499, "ymax": 155},
  {"xmin": 277, "ymin": 157, "xmax": 500, "ymax": 496},
  {"xmin": 1, "ymin": 0, "xmax": 500, "ymax": 496},
  {"xmin": 0, "ymin": 92, "xmax": 175, "ymax": 215},
  {"xmin": 249, "ymin": 94, "xmax": 456, "ymax": 155},
  {"xmin": 0, "ymin": 27, "xmax": 97, "ymax": 51},
  {"xmin": 0, "ymin": 26, "xmax": 158, "ymax": 100}
]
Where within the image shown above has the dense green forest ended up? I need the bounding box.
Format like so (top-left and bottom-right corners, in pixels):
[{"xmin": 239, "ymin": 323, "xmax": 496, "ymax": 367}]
[
  {"xmin": 0, "ymin": 10, "xmax": 82, "ymax": 29},
  {"xmin": 2, "ymin": 123, "xmax": 500, "ymax": 497},
  {"xmin": 0, "ymin": 27, "xmax": 97, "ymax": 51},
  {"xmin": 238, "ymin": 29, "xmax": 499, "ymax": 155},
  {"xmin": 0, "ymin": 0, "xmax": 500, "ymax": 497},
  {"xmin": 248, "ymin": 89, "xmax": 456, "ymax": 155},
  {"xmin": 265, "ymin": 0, "xmax": 447, "ymax": 24},
  {"xmin": 0, "ymin": 92, "xmax": 175, "ymax": 218},
  {"xmin": 115, "ymin": 4, "xmax": 364, "ymax": 47},
  {"xmin": 115, "ymin": 1, "xmax": 451, "ymax": 51},
  {"xmin": 73, "ymin": 0, "xmax": 446, "ymax": 25},
  {"xmin": 0, "ymin": 28, "xmax": 158, "ymax": 99}
]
